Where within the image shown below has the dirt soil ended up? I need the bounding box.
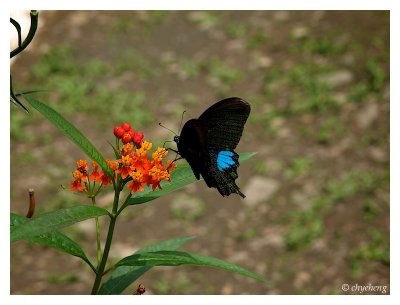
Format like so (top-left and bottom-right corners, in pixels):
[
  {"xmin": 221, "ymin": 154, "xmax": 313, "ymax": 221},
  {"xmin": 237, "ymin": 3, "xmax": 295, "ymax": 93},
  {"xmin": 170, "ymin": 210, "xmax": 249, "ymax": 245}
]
[{"xmin": 10, "ymin": 11, "xmax": 389, "ymax": 294}]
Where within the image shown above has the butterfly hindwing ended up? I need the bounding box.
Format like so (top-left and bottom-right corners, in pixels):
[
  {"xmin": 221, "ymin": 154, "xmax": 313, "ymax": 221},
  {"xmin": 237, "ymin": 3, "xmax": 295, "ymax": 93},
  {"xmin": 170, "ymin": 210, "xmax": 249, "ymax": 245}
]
[
  {"xmin": 175, "ymin": 97, "xmax": 250, "ymax": 198},
  {"xmin": 209, "ymin": 150, "xmax": 245, "ymax": 198}
]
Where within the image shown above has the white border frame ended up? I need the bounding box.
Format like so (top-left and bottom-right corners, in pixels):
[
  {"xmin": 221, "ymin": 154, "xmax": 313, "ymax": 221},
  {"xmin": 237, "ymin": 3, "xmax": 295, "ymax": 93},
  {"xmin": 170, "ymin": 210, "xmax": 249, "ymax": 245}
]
[{"xmin": 4, "ymin": 1, "xmax": 398, "ymax": 304}]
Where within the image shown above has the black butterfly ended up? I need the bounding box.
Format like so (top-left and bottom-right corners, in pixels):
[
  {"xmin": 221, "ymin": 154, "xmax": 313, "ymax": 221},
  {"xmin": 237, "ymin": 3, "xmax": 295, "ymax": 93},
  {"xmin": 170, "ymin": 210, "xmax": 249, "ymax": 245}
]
[{"xmin": 173, "ymin": 97, "xmax": 251, "ymax": 198}]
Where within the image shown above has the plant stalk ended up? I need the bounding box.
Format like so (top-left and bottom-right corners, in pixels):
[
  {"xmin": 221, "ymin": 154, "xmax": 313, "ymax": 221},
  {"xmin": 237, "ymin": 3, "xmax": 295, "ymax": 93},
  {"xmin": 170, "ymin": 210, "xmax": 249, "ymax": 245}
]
[
  {"xmin": 91, "ymin": 197, "xmax": 102, "ymax": 267},
  {"xmin": 90, "ymin": 182, "xmax": 121, "ymax": 294}
]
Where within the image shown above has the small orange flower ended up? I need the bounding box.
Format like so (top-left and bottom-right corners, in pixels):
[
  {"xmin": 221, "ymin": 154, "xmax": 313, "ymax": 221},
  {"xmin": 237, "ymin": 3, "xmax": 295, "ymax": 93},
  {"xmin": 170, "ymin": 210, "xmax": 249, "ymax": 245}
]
[
  {"xmin": 70, "ymin": 170, "xmax": 87, "ymax": 191},
  {"xmin": 99, "ymin": 172, "xmax": 112, "ymax": 186},
  {"xmin": 122, "ymin": 143, "xmax": 134, "ymax": 156},
  {"xmin": 106, "ymin": 159, "xmax": 119, "ymax": 171},
  {"xmin": 70, "ymin": 179, "xmax": 86, "ymax": 191},
  {"xmin": 127, "ymin": 170, "xmax": 145, "ymax": 193},
  {"xmin": 141, "ymin": 141, "xmax": 152, "ymax": 152},
  {"xmin": 89, "ymin": 161, "xmax": 101, "ymax": 182},
  {"xmin": 73, "ymin": 168, "xmax": 88, "ymax": 183},
  {"xmin": 76, "ymin": 160, "xmax": 89, "ymax": 174},
  {"xmin": 146, "ymin": 165, "xmax": 170, "ymax": 190},
  {"xmin": 117, "ymin": 155, "xmax": 134, "ymax": 179},
  {"xmin": 152, "ymin": 147, "xmax": 168, "ymax": 163}
]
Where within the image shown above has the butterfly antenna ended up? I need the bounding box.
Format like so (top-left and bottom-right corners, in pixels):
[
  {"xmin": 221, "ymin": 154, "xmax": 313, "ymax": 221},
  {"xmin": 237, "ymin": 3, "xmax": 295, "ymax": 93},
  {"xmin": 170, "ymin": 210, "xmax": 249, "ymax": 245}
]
[
  {"xmin": 158, "ymin": 122, "xmax": 177, "ymax": 136},
  {"xmin": 178, "ymin": 110, "xmax": 186, "ymax": 134}
]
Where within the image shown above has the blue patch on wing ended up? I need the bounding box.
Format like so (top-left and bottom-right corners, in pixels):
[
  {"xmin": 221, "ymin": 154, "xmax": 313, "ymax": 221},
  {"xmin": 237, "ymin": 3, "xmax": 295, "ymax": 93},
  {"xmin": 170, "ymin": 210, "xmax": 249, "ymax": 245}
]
[{"xmin": 217, "ymin": 151, "xmax": 235, "ymax": 171}]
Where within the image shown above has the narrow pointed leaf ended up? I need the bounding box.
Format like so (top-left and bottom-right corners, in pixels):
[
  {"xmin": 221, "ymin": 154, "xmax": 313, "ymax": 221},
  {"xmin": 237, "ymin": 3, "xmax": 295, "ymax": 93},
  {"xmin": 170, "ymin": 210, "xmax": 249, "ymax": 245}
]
[
  {"xmin": 15, "ymin": 89, "xmax": 50, "ymax": 96},
  {"xmin": 23, "ymin": 95, "xmax": 113, "ymax": 179},
  {"xmin": 11, "ymin": 205, "xmax": 109, "ymax": 242},
  {"xmin": 116, "ymin": 250, "xmax": 269, "ymax": 284},
  {"xmin": 128, "ymin": 152, "xmax": 256, "ymax": 205},
  {"xmin": 99, "ymin": 236, "xmax": 194, "ymax": 295},
  {"xmin": 11, "ymin": 213, "xmax": 91, "ymax": 265}
]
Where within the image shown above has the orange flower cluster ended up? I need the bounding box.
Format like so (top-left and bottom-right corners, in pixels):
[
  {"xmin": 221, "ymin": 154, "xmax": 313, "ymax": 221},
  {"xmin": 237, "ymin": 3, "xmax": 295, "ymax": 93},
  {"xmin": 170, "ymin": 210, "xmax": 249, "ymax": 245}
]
[
  {"xmin": 118, "ymin": 141, "xmax": 176, "ymax": 193},
  {"xmin": 69, "ymin": 123, "xmax": 176, "ymax": 195},
  {"xmin": 70, "ymin": 160, "xmax": 115, "ymax": 192}
]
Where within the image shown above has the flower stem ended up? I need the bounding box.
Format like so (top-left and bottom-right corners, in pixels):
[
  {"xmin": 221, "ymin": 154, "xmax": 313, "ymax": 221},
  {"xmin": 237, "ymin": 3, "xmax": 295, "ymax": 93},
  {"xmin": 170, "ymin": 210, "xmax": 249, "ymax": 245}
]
[
  {"xmin": 91, "ymin": 215, "xmax": 117, "ymax": 294},
  {"xmin": 90, "ymin": 182, "xmax": 121, "ymax": 295},
  {"xmin": 116, "ymin": 193, "xmax": 132, "ymax": 217},
  {"xmin": 91, "ymin": 197, "xmax": 102, "ymax": 267}
]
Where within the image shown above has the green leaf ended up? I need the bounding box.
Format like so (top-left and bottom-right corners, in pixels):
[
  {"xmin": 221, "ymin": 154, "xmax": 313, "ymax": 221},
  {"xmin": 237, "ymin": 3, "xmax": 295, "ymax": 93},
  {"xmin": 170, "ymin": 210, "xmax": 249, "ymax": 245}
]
[
  {"xmin": 128, "ymin": 152, "xmax": 257, "ymax": 205},
  {"xmin": 23, "ymin": 95, "xmax": 113, "ymax": 179},
  {"xmin": 11, "ymin": 213, "xmax": 91, "ymax": 265},
  {"xmin": 116, "ymin": 250, "xmax": 269, "ymax": 284},
  {"xmin": 11, "ymin": 205, "xmax": 109, "ymax": 242},
  {"xmin": 99, "ymin": 236, "xmax": 194, "ymax": 295}
]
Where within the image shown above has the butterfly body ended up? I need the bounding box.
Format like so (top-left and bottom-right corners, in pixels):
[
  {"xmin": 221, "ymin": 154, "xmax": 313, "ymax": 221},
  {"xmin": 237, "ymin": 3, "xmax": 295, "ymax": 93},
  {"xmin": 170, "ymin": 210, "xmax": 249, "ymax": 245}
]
[{"xmin": 174, "ymin": 97, "xmax": 251, "ymax": 198}]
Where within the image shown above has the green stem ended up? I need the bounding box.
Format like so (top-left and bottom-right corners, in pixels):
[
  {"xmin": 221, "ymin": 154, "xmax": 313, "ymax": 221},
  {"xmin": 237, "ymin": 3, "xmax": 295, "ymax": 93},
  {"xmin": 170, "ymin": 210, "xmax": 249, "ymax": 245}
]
[
  {"xmin": 91, "ymin": 197, "xmax": 102, "ymax": 267},
  {"xmin": 116, "ymin": 192, "xmax": 132, "ymax": 217},
  {"xmin": 90, "ymin": 181, "xmax": 121, "ymax": 295}
]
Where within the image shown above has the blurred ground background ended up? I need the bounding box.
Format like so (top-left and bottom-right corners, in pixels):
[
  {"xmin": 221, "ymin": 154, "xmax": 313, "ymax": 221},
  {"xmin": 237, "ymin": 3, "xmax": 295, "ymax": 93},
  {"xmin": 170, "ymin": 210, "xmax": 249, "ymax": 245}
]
[{"xmin": 10, "ymin": 11, "xmax": 389, "ymax": 294}]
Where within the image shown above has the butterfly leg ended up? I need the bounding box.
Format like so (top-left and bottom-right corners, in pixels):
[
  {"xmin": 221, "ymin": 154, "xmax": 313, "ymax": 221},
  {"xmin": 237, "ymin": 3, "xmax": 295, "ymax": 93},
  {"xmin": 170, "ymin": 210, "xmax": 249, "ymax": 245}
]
[{"xmin": 166, "ymin": 147, "xmax": 179, "ymax": 154}]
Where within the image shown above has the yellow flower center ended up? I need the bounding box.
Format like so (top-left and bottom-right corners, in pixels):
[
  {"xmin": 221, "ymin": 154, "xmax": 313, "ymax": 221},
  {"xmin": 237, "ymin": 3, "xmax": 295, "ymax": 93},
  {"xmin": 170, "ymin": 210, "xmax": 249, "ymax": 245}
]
[
  {"xmin": 121, "ymin": 155, "xmax": 133, "ymax": 167},
  {"xmin": 130, "ymin": 170, "xmax": 143, "ymax": 182},
  {"xmin": 122, "ymin": 143, "xmax": 134, "ymax": 155},
  {"xmin": 152, "ymin": 147, "xmax": 168, "ymax": 162},
  {"xmin": 141, "ymin": 141, "xmax": 153, "ymax": 151}
]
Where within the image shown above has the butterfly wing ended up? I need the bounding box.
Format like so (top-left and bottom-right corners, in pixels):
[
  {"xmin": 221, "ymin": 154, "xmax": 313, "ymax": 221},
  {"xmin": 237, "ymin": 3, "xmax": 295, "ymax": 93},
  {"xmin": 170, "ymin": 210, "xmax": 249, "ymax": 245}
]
[
  {"xmin": 198, "ymin": 97, "xmax": 251, "ymax": 150},
  {"xmin": 198, "ymin": 97, "xmax": 250, "ymax": 197}
]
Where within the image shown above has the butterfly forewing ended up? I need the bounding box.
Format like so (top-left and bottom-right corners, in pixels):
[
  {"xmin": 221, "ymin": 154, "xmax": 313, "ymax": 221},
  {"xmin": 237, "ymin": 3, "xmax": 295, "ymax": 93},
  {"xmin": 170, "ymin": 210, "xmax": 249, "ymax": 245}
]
[{"xmin": 198, "ymin": 97, "xmax": 251, "ymax": 150}]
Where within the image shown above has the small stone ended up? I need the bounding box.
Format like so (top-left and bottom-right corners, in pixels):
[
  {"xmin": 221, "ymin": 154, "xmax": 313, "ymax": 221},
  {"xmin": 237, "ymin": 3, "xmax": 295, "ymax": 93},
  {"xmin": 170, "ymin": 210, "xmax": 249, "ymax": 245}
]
[
  {"xmin": 228, "ymin": 251, "xmax": 248, "ymax": 264},
  {"xmin": 334, "ymin": 92, "xmax": 348, "ymax": 105},
  {"xmin": 252, "ymin": 54, "xmax": 273, "ymax": 69},
  {"xmin": 369, "ymin": 147, "xmax": 388, "ymax": 162},
  {"xmin": 221, "ymin": 283, "xmax": 233, "ymax": 294},
  {"xmin": 249, "ymin": 234, "xmax": 284, "ymax": 250},
  {"xmin": 356, "ymin": 102, "xmax": 379, "ymax": 129},
  {"xmin": 291, "ymin": 26, "xmax": 309, "ymax": 39},
  {"xmin": 274, "ymin": 11, "xmax": 290, "ymax": 21},
  {"xmin": 170, "ymin": 194, "xmax": 206, "ymax": 221},
  {"xmin": 294, "ymin": 271, "xmax": 311, "ymax": 289},
  {"xmin": 226, "ymin": 39, "xmax": 246, "ymax": 51},
  {"xmin": 318, "ymin": 70, "xmax": 354, "ymax": 88},
  {"xmin": 341, "ymin": 53, "xmax": 356, "ymax": 66},
  {"xmin": 242, "ymin": 176, "xmax": 279, "ymax": 207}
]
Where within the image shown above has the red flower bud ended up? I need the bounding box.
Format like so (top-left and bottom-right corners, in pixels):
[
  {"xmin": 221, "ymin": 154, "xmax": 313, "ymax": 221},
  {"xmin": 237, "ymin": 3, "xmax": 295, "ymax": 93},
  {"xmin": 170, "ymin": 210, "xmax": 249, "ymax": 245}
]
[
  {"xmin": 122, "ymin": 132, "xmax": 132, "ymax": 144},
  {"xmin": 114, "ymin": 126, "xmax": 124, "ymax": 138},
  {"xmin": 121, "ymin": 122, "xmax": 131, "ymax": 132},
  {"xmin": 128, "ymin": 129, "xmax": 135, "ymax": 139},
  {"xmin": 133, "ymin": 132, "xmax": 144, "ymax": 144}
]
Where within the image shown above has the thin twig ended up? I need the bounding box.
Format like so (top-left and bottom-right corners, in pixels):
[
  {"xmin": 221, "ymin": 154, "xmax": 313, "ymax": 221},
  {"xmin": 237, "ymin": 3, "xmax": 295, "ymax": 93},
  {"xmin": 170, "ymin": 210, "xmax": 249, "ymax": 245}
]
[
  {"xmin": 26, "ymin": 188, "xmax": 35, "ymax": 218},
  {"xmin": 10, "ymin": 10, "xmax": 39, "ymax": 58},
  {"xmin": 10, "ymin": 18, "xmax": 22, "ymax": 47}
]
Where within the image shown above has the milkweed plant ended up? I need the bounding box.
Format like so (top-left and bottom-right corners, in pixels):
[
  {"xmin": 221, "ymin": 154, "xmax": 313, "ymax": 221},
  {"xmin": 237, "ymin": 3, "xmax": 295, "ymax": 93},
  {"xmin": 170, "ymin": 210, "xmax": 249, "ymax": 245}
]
[{"xmin": 10, "ymin": 11, "xmax": 267, "ymax": 295}]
